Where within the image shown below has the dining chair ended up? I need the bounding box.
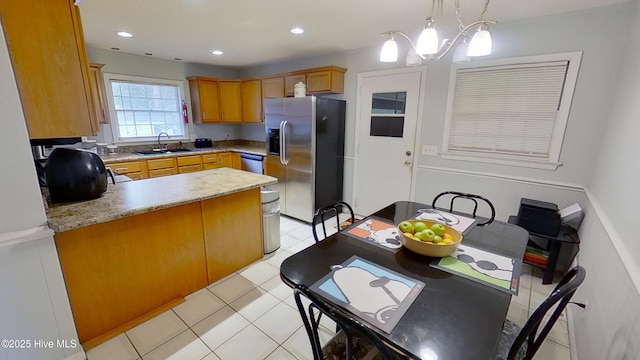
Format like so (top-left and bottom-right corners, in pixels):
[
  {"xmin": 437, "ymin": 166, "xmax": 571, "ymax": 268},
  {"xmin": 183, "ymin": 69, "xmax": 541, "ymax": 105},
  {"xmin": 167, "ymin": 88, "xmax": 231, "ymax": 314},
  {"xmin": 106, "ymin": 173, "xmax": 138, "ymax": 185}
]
[
  {"xmin": 431, "ymin": 191, "xmax": 496, "ymax": 226},
  {"xmin": 312, "ymin": 201, "xmax": 355, "ymax": 243},
  {"xmin": 293, "ymin": 285, "xmax": 396, "ymax": 360},
  {"xmin": 495, "ymin": 265, "xmax": 586, "ymax": 360}
]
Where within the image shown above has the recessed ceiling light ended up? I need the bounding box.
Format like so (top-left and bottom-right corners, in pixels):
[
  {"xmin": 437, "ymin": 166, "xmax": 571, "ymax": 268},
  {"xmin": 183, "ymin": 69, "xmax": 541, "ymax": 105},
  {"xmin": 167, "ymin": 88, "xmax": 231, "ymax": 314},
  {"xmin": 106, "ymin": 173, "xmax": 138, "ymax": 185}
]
[
  {"xmin": 209, "ymin": 50, "xmax": 223, "ymax": 55},
  {"xmin": 290, "ymin": 27, "xmax": 304, "ymax": 35},
  {"xmin": 116, "ymin": 31, "xmax": 133, "ymax": 38}
]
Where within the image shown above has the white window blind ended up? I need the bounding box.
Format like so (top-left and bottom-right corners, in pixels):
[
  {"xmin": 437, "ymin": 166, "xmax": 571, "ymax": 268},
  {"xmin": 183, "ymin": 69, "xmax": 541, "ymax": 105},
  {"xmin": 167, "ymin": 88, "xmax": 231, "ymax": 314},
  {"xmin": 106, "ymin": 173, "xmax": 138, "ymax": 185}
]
[{"xmin": 442, "ymin": 53, "xmax": 581, "ymax": 170}]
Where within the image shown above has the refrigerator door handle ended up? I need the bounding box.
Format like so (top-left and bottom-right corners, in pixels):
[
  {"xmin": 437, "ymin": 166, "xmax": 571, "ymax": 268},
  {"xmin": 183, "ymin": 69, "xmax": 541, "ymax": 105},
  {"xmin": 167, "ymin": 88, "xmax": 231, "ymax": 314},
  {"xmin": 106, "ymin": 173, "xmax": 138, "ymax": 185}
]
[
  {"xmin": 282, "ymin": 120, "xmax": 289, "ymax": 165},
  {"xmin": 279, "ymin": 121, "xmax": 285, "ymax": 165}
]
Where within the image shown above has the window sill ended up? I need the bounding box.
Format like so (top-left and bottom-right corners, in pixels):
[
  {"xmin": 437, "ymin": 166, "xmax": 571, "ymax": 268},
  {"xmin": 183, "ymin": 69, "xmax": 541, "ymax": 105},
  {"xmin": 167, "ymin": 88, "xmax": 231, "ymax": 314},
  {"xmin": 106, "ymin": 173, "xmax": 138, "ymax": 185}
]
[{"xmin": 440, "ymin": 152, "xmax": 561, "ymax": 170}]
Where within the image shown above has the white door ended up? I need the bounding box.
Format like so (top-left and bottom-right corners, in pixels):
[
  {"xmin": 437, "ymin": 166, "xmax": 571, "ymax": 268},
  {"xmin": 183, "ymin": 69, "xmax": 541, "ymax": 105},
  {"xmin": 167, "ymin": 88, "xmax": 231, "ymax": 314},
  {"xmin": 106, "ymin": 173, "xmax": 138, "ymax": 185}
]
[{"xmin": 353, "ymin": 69, "xmax": 424, "ymax": 216}]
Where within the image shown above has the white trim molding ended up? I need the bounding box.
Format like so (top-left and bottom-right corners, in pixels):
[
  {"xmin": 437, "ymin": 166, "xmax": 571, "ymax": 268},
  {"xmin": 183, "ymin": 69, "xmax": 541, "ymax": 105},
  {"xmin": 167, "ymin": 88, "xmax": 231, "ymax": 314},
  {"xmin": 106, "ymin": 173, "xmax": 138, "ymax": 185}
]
[{"xmin": 0, "ymin": 225, "xmax": 54, "ymax": 248}]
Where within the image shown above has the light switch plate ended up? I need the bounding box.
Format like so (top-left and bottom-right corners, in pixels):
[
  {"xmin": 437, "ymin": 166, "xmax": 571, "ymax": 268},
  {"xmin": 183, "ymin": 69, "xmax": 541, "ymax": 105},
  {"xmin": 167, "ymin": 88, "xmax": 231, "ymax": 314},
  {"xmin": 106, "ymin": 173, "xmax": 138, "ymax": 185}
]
[{"xmin": 422, "ymin": 145, "xmax": 438, "ymax": 156}]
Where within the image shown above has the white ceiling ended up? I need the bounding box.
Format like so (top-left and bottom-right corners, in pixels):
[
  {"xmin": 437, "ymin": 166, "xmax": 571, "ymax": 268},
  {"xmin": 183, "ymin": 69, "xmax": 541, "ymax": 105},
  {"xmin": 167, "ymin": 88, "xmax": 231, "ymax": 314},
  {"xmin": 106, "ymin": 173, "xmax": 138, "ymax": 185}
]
[{"xmin": 78, "ymin": 0, "xmax": 629, "ymax": 69}]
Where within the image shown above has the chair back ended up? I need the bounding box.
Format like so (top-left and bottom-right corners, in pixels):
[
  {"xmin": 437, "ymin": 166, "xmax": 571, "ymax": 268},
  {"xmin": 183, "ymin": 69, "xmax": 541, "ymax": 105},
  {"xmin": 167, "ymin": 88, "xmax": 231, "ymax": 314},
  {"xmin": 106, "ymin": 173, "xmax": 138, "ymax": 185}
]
[
  {"xmin": 293, "ymin": 285, "xmax": 395, "ymax": 360},
  {"xmin": 312, "ymin": 201, "xmax": 355, "ymax": 243},
  {"xmin": 508, "ymin": 266, "xmax": 586, "ymax": 359},
  {"xmin": 432, "ymin": 191, "xmax": 496, "ymax": 226}
]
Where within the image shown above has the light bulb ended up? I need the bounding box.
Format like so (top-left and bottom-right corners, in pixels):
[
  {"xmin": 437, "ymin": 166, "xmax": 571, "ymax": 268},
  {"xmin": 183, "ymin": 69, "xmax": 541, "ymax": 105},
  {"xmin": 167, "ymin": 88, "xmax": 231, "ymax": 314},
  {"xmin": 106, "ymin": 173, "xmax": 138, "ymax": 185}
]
[
  {"xmin": 467, "ymin": 26, "xmax": 492, "ymax": 57},
  {"xmin": 415, "ymin": 18, "xmax": 439, "ymax": 55},
  {"xmin": 380, "ymin": 37, "xmax": 398, "ymax": 62}
]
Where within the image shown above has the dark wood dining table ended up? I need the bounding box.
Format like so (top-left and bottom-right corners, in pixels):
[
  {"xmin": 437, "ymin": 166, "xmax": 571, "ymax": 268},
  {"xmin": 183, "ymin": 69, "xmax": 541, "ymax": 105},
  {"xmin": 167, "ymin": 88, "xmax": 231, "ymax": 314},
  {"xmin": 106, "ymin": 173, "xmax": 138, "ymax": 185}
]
[{"xmin": 280, "ymin": 201, "xmax": 529, "ymax": 360}]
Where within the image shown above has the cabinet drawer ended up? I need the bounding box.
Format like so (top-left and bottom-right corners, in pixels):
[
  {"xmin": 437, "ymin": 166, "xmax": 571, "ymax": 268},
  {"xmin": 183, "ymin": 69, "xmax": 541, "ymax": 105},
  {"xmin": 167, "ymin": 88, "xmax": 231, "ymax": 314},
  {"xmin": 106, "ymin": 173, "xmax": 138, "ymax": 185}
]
[
  {"xmin": 203, "ymin": 163, "xmax": 221, "ymax": 170},
  {"xmin": 111, "ymin": 162, "xmax": 142, "ymax": 174},
  {"xmin": 202, "ymin": 154, "xmax": 220, "ymax": 164},
  {"xmin": 148, "ymin": 168, "xmax": 176, "ymax": 178},
  {"xmin": 178, "ymin": 164, "xmax": 203, "ymax": 174},
  {"xmin": 126, "ymin": 172, "xmax": 144, "ymax": 181},
  {"xmin": 177, "ymin": 155, "xmax": 202, "ymax": 167},
  {"xmin": 147, "ymin": 158, "xmax": 175, "ymax": 170}
]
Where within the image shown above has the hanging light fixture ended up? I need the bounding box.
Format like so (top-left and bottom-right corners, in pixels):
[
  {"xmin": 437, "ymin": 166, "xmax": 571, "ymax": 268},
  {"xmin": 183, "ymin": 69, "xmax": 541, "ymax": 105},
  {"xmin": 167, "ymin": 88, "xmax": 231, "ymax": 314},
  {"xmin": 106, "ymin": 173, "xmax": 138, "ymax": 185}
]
[{"xmin": 380, "ymin": 0, "xmax": 496, "ymax": 63}]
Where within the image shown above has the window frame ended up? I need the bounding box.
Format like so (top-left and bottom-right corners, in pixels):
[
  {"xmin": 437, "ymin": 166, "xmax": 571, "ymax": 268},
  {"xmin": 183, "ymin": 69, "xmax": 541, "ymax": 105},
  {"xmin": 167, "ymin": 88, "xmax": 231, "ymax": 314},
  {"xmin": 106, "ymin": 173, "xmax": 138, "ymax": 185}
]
[
  {"xmin": 103, "ymin": 73, "xmax": 189, "ymax": 144},
  {"xmin": 441, "ymin": 52, "xmax": 582, "ymax": 170}
]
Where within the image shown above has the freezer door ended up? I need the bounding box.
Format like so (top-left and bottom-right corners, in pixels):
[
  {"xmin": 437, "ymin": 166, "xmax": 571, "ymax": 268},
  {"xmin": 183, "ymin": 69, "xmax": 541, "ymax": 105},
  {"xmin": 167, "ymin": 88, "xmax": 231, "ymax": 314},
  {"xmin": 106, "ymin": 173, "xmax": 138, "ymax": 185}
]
[
  {"xmin": 283, "ymin": 97, "xmax": 315, "ymax": 222},
  {"xmin": 264, "ymin": 99, "xmax": 287, "ymax": 214}
]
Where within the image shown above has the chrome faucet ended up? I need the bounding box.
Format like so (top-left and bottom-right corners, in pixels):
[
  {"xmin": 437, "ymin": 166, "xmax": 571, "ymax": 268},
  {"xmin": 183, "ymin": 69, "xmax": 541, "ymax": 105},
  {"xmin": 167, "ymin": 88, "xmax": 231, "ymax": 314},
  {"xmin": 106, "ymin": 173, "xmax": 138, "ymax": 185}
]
[{"xmin": 157, "ymin": 132, "xmax": 170, "ymax": 150}]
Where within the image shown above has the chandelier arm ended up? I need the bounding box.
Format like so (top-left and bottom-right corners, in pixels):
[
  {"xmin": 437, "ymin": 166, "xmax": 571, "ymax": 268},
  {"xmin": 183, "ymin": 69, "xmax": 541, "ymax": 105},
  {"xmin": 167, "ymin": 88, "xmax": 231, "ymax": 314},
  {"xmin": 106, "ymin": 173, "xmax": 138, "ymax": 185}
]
[
  {"xmin": 435, "ymin": 20, "xmax": 496, "ymax": 60},
  {"xmin": 380, "ymin": 31, "xmax": 427, "ymax": 60}
]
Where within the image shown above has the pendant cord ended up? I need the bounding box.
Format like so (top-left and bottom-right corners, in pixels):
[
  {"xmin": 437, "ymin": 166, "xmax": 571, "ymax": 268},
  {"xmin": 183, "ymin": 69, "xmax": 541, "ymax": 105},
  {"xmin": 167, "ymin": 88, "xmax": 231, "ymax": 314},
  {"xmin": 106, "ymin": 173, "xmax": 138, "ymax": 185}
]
[{"xmin": 455, "ymin": 0, "xmax": 491, "ymax": 31}]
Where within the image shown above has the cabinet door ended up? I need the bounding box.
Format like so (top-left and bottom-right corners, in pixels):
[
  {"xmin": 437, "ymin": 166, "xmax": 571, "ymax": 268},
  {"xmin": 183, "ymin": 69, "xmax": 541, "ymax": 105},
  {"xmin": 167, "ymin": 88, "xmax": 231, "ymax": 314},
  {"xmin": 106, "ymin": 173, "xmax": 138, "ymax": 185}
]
[
  {"xmin": 89, "ymin": 64, "xmax": 110, "ymax": 124},
  {"xmin": 0, "ymin": 0, "xmax": 97, "ymax": 138},
  {"xmin": 285, "ymin": 74, "xmax": 306, "ymax": 97},
  {"xmin": 262, "ymin": 77, "xmax": 285, "ymax": 99},
  {"xmin": 178, "ymin": 164, "xmax": 203, "ymax": 174},
  {"xmin": 306, "ymin": 70, "xmax": 332, "ymax": 93},
  {"xmin": 218, "ymin": 81, "xmax": 242, "ymax": 122},
  {"xmin": 219, "ymin": 153, "xmax": 232, "ymax": 168},
  {"xmin": 148, "ymin": 168, "xmax": 176, "ymax": 178},
  {"xmin": 241, "ymin": 80, "xmax": 263, "ymax": 123},
  {"xmin": 231, "ymin": 153, "xmax": 242, "ymax": 169},
  {"xmin": 198, "ymin": 80, "xmax": 221, "ymax": 123}
]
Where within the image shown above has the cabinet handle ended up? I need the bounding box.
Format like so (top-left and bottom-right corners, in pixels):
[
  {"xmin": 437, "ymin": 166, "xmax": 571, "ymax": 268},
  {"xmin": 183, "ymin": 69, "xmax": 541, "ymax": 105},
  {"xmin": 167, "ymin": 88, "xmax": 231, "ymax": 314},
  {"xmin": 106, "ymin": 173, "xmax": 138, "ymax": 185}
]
[
  {"xmin": 115, "ymin": 167, "xmax": 127, "ymax": 172},
  {"xmin": 222, "ymin": 111, "xmax": 224, "ymax": 120},
  {"xmin": 203, "ymin": 111, "xmax": 206, "ymax": 119}
]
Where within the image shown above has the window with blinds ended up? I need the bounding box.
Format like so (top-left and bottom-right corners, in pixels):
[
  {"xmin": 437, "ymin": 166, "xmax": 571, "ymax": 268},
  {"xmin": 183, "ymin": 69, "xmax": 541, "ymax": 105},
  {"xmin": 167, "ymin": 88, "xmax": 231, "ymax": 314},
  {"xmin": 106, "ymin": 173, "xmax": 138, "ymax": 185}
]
[{"xmin": 442, "ymin": 52, "xmax": 582, "ymax": 170}]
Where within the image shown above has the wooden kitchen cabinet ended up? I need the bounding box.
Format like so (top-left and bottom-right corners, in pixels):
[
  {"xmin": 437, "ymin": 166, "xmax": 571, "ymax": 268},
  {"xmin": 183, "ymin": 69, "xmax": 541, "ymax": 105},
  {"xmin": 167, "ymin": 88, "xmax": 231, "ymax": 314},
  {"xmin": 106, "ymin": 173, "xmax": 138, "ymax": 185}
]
[
  {"xmin": 202, "ymin": 153, "xmax": 221, "ymax": 170},
  {"xmin": 147, "ymin": 157, "xmax": 176, "ymax": 178},
  {"xmin": 219, "ymin": 152, "xmax": 241, "ymax": 169},
  {"xmin": 0, "ymin": 0, "xmax": 98, "ymax": 139},
  {"xmin": 89, "ymin": 64, "xmax": 110, "ymax": 124},
  {"xmin": 188, "ymin": 78, "xmax": 221, "ymax": 123},
  {"xmin": 284, "ymin": 74, "xmax": 307, "ymax": 96},
  {"xmin": 262, "ymin": 76, "xmax": 285, "ymax": 99},
  {"xmin": 188, "ymin": 77, "xmax": 241, "ymax": 123},
  {"xmin": 241, "ymin": 79, "xmax": 263, "ymax": 123},
  {"xmin": 218, "ymin": 81, "xmax": 243, "ymax": 122},
  {"xmin": 109, "ymin": 160, "xmax": 148, "ymax": 180},
  {"xmin": 177, "ymin": 155, "xmax": 203, "ymax": 173},
  {"xmin": 201, "ymin": 188, "xmax": 263, "ymax": 282}
]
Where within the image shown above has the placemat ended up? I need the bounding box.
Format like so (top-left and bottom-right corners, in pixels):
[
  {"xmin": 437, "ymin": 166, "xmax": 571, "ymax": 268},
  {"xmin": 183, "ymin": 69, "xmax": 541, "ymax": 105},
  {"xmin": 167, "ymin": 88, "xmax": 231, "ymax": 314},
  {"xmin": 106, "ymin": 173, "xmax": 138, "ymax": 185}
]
[
  {"xmin": 432, "ymin": 244, "xmax": 521, "ymax": 295},
  {"xmin": 310, "ymin": 256, "xmax": 425, "ymax": 333},
  {"xmin": 341, "ymin": 216, "xmax": 403, "ymax": 253}
]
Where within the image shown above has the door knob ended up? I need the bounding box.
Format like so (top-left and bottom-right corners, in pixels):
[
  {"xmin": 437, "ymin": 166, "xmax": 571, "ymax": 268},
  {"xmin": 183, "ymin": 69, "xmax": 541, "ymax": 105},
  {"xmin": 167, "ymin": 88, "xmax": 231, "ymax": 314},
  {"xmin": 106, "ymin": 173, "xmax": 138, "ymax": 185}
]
[
  {"xmin": 406, "ymin": 151, "xmax": 412, "ymax": 156},
  {"xmin": 404, "ymin": 160, "xmax": 412, "ymax": 166}
]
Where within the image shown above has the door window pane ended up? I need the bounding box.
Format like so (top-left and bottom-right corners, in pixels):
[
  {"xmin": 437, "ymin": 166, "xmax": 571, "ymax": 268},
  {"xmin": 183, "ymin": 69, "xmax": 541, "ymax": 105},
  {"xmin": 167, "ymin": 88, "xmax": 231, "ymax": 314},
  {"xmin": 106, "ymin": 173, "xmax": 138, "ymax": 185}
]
[
  {"xmin": 370, "ymin": 116, "xmax": 404, "ymax": 137},
  {"xmin": 372, "ymin": 92, "xmax": 406, "ymax": 114}
]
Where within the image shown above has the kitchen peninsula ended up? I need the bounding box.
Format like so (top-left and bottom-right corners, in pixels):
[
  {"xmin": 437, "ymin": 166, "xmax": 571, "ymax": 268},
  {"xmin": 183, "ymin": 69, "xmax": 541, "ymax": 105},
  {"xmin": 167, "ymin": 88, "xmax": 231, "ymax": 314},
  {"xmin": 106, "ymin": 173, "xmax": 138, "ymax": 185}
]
[{"xmin": 47, "ymin": 168, "xmax": 276, "ymax": 349}]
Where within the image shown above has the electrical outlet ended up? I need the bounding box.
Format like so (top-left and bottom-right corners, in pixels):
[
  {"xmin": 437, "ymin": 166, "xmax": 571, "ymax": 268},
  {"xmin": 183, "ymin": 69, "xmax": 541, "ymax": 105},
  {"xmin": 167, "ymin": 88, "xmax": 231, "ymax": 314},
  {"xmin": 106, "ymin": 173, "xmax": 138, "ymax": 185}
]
[{"xmin": 422, "ymin": 145, "xmax": 438, "ymax": 156}]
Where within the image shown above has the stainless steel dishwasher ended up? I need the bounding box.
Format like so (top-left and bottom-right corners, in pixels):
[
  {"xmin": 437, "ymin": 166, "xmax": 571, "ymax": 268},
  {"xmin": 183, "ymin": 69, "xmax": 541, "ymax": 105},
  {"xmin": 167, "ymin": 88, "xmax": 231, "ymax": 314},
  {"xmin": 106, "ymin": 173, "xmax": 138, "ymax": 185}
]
[{"xmin": 240, "ymin": 153, "xmax": 264, "ymax": 174}]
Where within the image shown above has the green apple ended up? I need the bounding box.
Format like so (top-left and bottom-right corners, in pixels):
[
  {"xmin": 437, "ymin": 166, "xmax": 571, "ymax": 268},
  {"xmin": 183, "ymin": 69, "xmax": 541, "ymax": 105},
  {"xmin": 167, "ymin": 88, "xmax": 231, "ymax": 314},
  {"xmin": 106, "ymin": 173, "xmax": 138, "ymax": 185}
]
[
  {"xmin": 432, "ymin": 235, "xmax": 443, "ymax": 244},
  {"xmin": 430, "ymin": 223, "xmax": 446, "ymax": 236},
  {"xmin": 398, "ymin": 221, "xmax": 414, "ymax": 234},
  {"xmin": 413, "ymin": 231, "xmax": 423, "ymax": 241},
  {"xmin": 413, "ymin": 221, "xmax": 428, "ymax": 233},
  {"xmin": 417, "ymin": 229, "xmax": 436, "ymax": 242}
]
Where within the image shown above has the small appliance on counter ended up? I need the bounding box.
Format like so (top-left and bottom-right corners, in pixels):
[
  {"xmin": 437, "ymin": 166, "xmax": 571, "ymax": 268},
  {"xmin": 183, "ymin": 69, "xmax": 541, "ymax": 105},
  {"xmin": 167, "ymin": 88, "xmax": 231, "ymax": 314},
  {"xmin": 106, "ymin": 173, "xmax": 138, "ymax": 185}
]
[
  {"xmin": 195, "ymin": 138, "xmax": 213, "ymax": 148},
  {"xmin": 45, "ymin": 148, "xmax": 110, "ymax": 203}
]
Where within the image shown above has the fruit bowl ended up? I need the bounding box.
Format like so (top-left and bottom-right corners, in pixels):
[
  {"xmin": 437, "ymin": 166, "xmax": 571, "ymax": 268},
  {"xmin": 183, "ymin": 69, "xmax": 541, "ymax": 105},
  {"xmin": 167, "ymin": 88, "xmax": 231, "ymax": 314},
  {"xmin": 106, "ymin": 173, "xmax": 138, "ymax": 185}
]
[{"xmin": 397, "ymin": 219, "xmax": 463, "ymax": 257}]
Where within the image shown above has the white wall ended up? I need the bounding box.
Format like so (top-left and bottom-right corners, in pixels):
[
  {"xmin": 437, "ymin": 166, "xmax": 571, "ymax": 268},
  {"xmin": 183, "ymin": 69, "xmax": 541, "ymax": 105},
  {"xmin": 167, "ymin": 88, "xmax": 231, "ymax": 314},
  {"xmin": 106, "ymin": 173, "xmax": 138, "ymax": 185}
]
[
  {"xmin": 0, "ymin": 24, "xmax": 82, "ymax": 360},
  {"xmin": 571, "ymin": 1, "xmax": 640, "ymax": 359}
]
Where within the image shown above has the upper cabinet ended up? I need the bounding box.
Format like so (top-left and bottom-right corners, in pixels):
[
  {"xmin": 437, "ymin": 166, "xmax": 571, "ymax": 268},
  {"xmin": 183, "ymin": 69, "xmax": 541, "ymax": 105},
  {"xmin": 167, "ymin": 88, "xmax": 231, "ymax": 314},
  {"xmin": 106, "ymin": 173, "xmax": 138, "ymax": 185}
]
[
  {"xmin": 241, "ymin": 79, "xmax": 263, "ymax": 123},
  {"xmin": 284, "ymin": 66, "xmax": 346, "ymax": 97},
  {"xmin": 188, "ymin": 77, "xmax": 242, "ymax": 123},
  {"xmin": 262, "ymin": 77, "xmax": 285, "ymax": 99},
  {"xmin": 89, "ymin": 64, "xmax": 110, "ymax": 125},
  {"xmin": 0, "ymin": 0, "xmax": 98, "ymax": 139}
]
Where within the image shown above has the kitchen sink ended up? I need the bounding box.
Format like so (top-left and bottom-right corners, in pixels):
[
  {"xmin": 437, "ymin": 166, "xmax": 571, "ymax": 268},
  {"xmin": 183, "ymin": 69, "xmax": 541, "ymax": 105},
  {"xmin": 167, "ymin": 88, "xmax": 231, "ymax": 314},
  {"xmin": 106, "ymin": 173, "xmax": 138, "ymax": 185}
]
[{"xmin": 136, "ymin": 149, "xmax": 193, "ymax": 156}]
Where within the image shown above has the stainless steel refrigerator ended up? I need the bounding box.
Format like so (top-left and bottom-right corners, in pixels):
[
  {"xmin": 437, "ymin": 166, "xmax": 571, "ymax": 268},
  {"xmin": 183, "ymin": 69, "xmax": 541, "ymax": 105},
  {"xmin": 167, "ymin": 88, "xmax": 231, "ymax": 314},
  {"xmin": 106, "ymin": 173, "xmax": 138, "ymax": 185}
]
[{"xmin": 265, "ymin": 96, "xmax": 346, "ymax": 223}]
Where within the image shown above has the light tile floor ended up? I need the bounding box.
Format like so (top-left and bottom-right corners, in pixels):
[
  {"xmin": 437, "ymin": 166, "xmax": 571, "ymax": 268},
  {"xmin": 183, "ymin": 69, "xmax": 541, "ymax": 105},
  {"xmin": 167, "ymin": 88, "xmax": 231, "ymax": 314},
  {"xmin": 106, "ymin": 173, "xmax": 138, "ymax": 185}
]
[{"xmin": 86, "ymin": 215, "xmax": 571, "ymax": 360}]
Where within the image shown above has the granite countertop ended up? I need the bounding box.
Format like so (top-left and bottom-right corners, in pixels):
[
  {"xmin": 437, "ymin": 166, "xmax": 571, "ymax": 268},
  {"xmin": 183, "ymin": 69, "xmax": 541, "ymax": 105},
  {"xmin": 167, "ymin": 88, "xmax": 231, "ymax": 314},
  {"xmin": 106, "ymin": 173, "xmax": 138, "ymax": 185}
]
[
  {"xmin": 100, "ymin": 145, "xmax": 267, "ymax": 164},
  {"xmin": 47, "ymin": 168, "xmax": 277, "ymax": 232}
]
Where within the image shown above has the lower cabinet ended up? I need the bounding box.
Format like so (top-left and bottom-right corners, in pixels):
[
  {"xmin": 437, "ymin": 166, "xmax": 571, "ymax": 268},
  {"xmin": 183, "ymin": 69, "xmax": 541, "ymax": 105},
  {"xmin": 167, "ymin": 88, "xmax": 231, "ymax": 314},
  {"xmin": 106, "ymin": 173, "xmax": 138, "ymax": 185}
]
[
  {"xmin": 219, "ymin": 152, "xmax": 241, "ymax": 169},
  {"xmin": 109, "ymin": 160, "xmax": 148, "ymax": 180},
  {"xmin": 202, "ymin": 153, "xmax": 221, "ymax": 170},
  {"xmin": 201, "ymin": 188, "xmax": 263, "ymax": 282},
  {"xmin": 147, "ymin": 157, "xmax": 176, "ymax": 178},
  {"xmin": 177, "ymin": 155, "xmax": 203, "ymax": 173},
  {"xmin": 55, "ymin": 188, "xmax": 263, "ymax": 349}
]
